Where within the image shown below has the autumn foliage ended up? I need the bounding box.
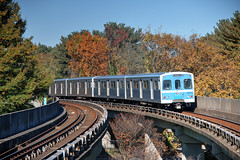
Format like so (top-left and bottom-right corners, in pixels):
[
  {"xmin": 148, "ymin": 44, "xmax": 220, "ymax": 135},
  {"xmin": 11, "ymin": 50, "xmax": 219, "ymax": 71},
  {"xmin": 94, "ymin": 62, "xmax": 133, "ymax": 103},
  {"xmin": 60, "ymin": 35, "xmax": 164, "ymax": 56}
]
[
  {"xmin": 66, "ymin": 31, "xmax": 109, "ymax": 77},
  {"xmin": 63, "ymin": 12, "xmax": 240, "ymax": 99}
]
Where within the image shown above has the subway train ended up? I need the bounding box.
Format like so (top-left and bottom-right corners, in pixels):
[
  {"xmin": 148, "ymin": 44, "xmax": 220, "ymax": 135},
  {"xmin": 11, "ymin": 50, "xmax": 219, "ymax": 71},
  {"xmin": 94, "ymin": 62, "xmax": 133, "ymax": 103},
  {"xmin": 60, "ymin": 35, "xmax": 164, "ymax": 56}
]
[{"xmin": 49, "ymin": 72, "xmax": 195, "ymax": 110}]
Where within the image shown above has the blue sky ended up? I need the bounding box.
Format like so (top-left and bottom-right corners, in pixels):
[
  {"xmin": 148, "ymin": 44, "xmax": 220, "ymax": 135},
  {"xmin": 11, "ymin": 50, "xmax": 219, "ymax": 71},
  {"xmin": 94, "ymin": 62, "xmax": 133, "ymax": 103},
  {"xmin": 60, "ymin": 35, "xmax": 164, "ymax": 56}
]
[{"xmin": 17, "ymin": 0, "xmax": 240, "ymax": 47}]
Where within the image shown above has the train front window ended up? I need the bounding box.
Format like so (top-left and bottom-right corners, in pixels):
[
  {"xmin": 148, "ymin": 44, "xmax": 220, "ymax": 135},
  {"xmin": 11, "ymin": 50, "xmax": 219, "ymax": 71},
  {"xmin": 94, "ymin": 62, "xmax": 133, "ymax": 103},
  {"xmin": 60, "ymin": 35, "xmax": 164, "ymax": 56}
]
[
  {"xmin": 184, "ymin": 79, "xmax": 192, "ymax": 89},
  {"xmin": 175, "ymin": 80, "xmax": 181, "ymax": 89},
  {"xmin": 163, "ymin": 80, "xmax": 171, "ymax": 90}
]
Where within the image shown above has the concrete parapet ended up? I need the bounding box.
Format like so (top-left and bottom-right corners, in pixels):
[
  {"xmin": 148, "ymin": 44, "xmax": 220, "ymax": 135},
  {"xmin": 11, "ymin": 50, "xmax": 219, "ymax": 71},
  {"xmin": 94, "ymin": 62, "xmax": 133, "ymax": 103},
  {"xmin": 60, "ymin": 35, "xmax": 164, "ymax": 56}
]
[
  {"xmin": 196, "ymin": 96, "xmax": 240, "ymax": 123},
  {"xmin": 0, "ymin": 102, "xmax": 66, "ymax": 154},
  {"xmin": 196, "ymin": 96, "xmax": 240, "ymax": 114},
  {"xmin": 0, "ymin": 101, "xmax": 63, "ymax": 139}
]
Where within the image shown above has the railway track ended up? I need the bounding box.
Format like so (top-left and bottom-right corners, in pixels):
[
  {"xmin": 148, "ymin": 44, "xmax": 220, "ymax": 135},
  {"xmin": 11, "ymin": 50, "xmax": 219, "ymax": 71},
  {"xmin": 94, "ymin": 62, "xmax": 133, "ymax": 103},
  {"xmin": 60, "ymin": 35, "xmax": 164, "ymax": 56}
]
[
  {"xmin": 0, "ymin": 101, "xmax": 100, "ymax": 160},
  {"xmin": 182, "ymin": 111, "xmax": 240, "ymax": 137}
]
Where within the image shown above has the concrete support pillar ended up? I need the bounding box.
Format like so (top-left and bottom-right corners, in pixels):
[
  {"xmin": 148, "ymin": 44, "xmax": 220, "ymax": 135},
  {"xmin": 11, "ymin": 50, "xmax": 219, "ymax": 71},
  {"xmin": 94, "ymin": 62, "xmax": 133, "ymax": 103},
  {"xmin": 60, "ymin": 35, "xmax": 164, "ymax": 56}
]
[
  {"xmin": 211, "ymin": 142, "xmax": 231, "ymax": 160},
  {"xmin": 174, "ymin": 125, "xmax": 204, "ymax": 160},
  {"xmin": 181, "ymin": 143, "xmax": 204, "ymax": 160}
]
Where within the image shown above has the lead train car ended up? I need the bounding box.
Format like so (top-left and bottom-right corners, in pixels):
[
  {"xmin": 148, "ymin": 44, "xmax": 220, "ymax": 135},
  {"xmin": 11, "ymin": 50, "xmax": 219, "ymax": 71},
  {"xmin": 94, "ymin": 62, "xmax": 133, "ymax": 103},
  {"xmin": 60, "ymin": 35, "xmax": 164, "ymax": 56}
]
[{"xmin": 49, "ymin": 72, "xmax": 195, "ymax": 110}]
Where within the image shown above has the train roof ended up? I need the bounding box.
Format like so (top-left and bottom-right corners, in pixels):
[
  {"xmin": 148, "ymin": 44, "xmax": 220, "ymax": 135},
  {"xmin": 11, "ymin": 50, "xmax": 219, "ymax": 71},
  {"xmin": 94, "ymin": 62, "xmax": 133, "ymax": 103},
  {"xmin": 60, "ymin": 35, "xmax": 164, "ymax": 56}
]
[
  {"xmin": 54, "ymin": 76, "xmax": 95, "ymax": 82},
  {"xmin": 54, "ymin": 72, "xmax": 193, "ymax": 81}
]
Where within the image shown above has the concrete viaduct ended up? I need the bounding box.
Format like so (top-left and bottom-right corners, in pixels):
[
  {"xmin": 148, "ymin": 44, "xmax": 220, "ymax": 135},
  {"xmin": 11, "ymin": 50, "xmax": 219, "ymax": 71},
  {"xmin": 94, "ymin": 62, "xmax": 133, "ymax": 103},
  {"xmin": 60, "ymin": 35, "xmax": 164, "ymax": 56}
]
[{"xmin": 0, "ymin": 96, "xmax": 239, "ymax": 160}]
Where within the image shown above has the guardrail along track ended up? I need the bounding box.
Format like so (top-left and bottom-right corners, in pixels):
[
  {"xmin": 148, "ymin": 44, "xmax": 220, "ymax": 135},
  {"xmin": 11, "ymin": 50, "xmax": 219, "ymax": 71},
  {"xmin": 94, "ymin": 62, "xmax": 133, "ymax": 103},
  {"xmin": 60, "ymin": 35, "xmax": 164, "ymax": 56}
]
[
  {"xmin": 92, "ymin": 101, "xmax": 240, "ymax": 157},
  {"xmin": 0, "ymin": 100, "xmax": 102, "ymax": 160},
  {"xmin": 182, "ymin": 111, "xmax": 240, "ymax": 136}
]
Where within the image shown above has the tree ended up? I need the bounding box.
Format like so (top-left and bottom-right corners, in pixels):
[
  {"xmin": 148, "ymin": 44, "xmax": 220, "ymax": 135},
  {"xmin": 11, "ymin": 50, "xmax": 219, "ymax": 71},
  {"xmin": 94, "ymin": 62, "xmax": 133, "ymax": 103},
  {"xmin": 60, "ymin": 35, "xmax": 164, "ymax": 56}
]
[
  {"xmin": 204, "ymin": 11, "xmax": 240, "ymax": 98},
  {"xmin": 0, "ymin": 0, "xmax": 26, "ymax": 47},
  {"xmin": 173, "ymin": 35, "xmax": 240, "ymax": 98},
  {"xmin": 115, "ymin": 42, "xmax": 146, "ymax": 74},
  {"xmin": 141, "ymin": 31, "xmax": 181, "ymax": 73},
  {"xmin": 104, "ymin": 22, "xmax": 142, "ymax": 75},
  {"xmin": 206, "ymin": 11, "xmax": 240, "ymax": 62},
  {"xmin": 0, "ymin": 0, "xmax": 53, "ymax": 114},
  {"xmin": 50, "ymin": 34, "xmax": 75, "ymax": 79},
  {"xmin": 66, "ymin": 31, "xmax": 109, "ymax": 77},
  {"xmin": 109, "ymin": 113, "xmax": 167, "ymax": 159}
]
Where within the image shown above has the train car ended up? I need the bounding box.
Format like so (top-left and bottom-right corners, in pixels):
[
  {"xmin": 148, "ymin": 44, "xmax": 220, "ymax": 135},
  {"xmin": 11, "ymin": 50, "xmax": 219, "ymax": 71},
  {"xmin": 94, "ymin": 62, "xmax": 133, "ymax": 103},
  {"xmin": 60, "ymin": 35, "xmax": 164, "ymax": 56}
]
[
  {"xmin": 160, "ymin": 72, "xmax": 194, "ymax": 109},
  {"xmin": 93, "ymin": 75, "xmax": 127, "ymax": 100},
  {"xmin": 49, "ymin": 72, "xmax": 194, "ymax": 110}
]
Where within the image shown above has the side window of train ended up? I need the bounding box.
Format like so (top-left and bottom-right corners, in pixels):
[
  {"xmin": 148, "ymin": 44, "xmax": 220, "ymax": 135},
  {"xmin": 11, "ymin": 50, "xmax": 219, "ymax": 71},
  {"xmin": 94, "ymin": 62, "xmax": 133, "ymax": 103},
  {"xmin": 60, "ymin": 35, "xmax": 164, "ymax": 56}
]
[
  {"xmin": 154, "ymin": 80, "xmax": 158, "ymax": 90},
  {"xmin": 127, "ymin": 81, "xmax": 130, "ymax": 89},
  {"xmin": 110, "ymin": 81, "xmax": 115, "ymax": 88},
  {"xmin": 94, "ymin": 82, "xmax": 97, "ymax": 88},
  {"xmin": 80, "ymin": 82, "xmax": 84, "ymax": 88},
  {"xmin": 120, "ymin": 81, "xmax": 123, "ymax": 88},
  {"xmin": 133, "ymin": 81, "xmax": 139, "ymax": 89},
  {"xmin": 88, "ymin": 82, "xmax": 91, "ymax": 88},
  {"xmin": 101, "ymin": 81, "xmax": 106, "ymax": 88},
  {"xmin": 120, "ymin": 81, "xmax": 124, "ymax": 88},
  {"xmin": 184, "ymin": 79, "xmax": 192, "ymax": 89},
  {"xmin": 175, "ymin": 80, "xmax": 181, "ymax": 89},
  {"xmin": 163, "ymin": 80, "xmax": 172, "ymax": 90},
  {"xmin": 143, "ymin": 80, "xmax": 149, "ymax": 89},
  {"xmin": 73, "ymin": 82, "xmax": 77, "ymax": 88}
]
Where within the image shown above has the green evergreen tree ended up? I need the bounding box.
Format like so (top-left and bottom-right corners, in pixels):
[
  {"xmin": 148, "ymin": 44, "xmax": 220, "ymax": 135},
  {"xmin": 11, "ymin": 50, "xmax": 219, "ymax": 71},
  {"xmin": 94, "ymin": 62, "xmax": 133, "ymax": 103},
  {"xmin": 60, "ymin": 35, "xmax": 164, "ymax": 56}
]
[
  {"xmin": 206, "ymin": 11, "xmax": 240, "ymax": 61},
  {"xmin": 0, "ymin": 0, "xmax": 53, "ymax": 114},
  {"xmin": 50, "ymin": 34, "xmax": 75, "ymax": 79}
]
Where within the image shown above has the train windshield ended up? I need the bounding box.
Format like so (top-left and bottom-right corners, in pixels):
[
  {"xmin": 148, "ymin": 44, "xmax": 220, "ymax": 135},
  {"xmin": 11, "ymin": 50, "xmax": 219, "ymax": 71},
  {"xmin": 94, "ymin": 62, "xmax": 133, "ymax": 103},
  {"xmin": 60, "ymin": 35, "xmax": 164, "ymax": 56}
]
[
  {"xmin": 184, "ymin": 79, "xmax": 192, "ymax": 89},
  {"xmin": 175, "ymin": 80, "xmax": 181, "ymax": 89},
  {"xmin": 163, "ymin": 80, "xmax": 172, "ymax": 90}
]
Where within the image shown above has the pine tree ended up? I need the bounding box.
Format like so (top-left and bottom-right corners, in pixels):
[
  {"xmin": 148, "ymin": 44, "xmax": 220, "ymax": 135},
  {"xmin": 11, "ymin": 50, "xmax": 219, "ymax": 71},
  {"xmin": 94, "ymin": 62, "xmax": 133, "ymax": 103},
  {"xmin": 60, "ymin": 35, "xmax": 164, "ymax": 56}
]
[
  {"xmin": 205, "ymin": 11, "xmax": 240, "ymax": 98},
  {"xmin": 206, "ymin": 11, "xmax": 240, "ymax": 63}
]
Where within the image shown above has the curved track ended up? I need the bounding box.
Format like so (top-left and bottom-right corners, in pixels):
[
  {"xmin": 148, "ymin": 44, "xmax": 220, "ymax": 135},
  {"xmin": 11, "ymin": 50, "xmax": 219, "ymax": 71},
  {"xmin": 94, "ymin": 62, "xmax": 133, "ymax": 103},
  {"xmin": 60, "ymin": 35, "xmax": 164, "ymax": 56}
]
[
  {"xmin": 182, "ymin": 111, "xmax": 240, "ymax": 136},
  {"xmin": 0, "ymin": 101, "xmax": 100, "ymax": 160},
  {"xmin": 93, "ymin": 100, "xmax": 240, "ymax": 144}
]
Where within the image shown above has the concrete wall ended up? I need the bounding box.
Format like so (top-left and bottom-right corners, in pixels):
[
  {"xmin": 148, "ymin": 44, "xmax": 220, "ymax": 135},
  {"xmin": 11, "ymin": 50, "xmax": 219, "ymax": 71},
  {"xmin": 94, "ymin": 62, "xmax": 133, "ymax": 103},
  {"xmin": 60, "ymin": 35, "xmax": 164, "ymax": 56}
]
[
  {"xmin": 0, "ymin": 101, "xmax": 63, "ymax": 139},
  {"xmin": 195, "ymin": 96, "xmax": 240, "ymax": 123},
  {"xmin": 196, "ymin": 96, "xmax": 240, "ymax": 114}
]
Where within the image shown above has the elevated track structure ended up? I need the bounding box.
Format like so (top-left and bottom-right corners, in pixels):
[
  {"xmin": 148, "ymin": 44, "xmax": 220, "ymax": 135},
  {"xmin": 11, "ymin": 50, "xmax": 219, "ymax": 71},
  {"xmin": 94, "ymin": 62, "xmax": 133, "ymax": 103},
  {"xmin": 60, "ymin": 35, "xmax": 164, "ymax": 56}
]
[
  {"xmin": 94, "ymin": 101, "xmax": 240, "ymax": 160},
  {"xmin": 0, "ymin": 97, "xmax": 239, "ymax": 160}
]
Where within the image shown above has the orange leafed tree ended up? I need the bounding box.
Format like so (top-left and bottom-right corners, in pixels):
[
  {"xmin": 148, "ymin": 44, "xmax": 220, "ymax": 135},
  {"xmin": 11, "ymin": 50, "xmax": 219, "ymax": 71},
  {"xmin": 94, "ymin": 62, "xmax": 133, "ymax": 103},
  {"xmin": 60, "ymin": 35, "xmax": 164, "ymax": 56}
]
[{"xmin": 66, "ymin": 31, "xmax": 109, "ymax": 77}]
